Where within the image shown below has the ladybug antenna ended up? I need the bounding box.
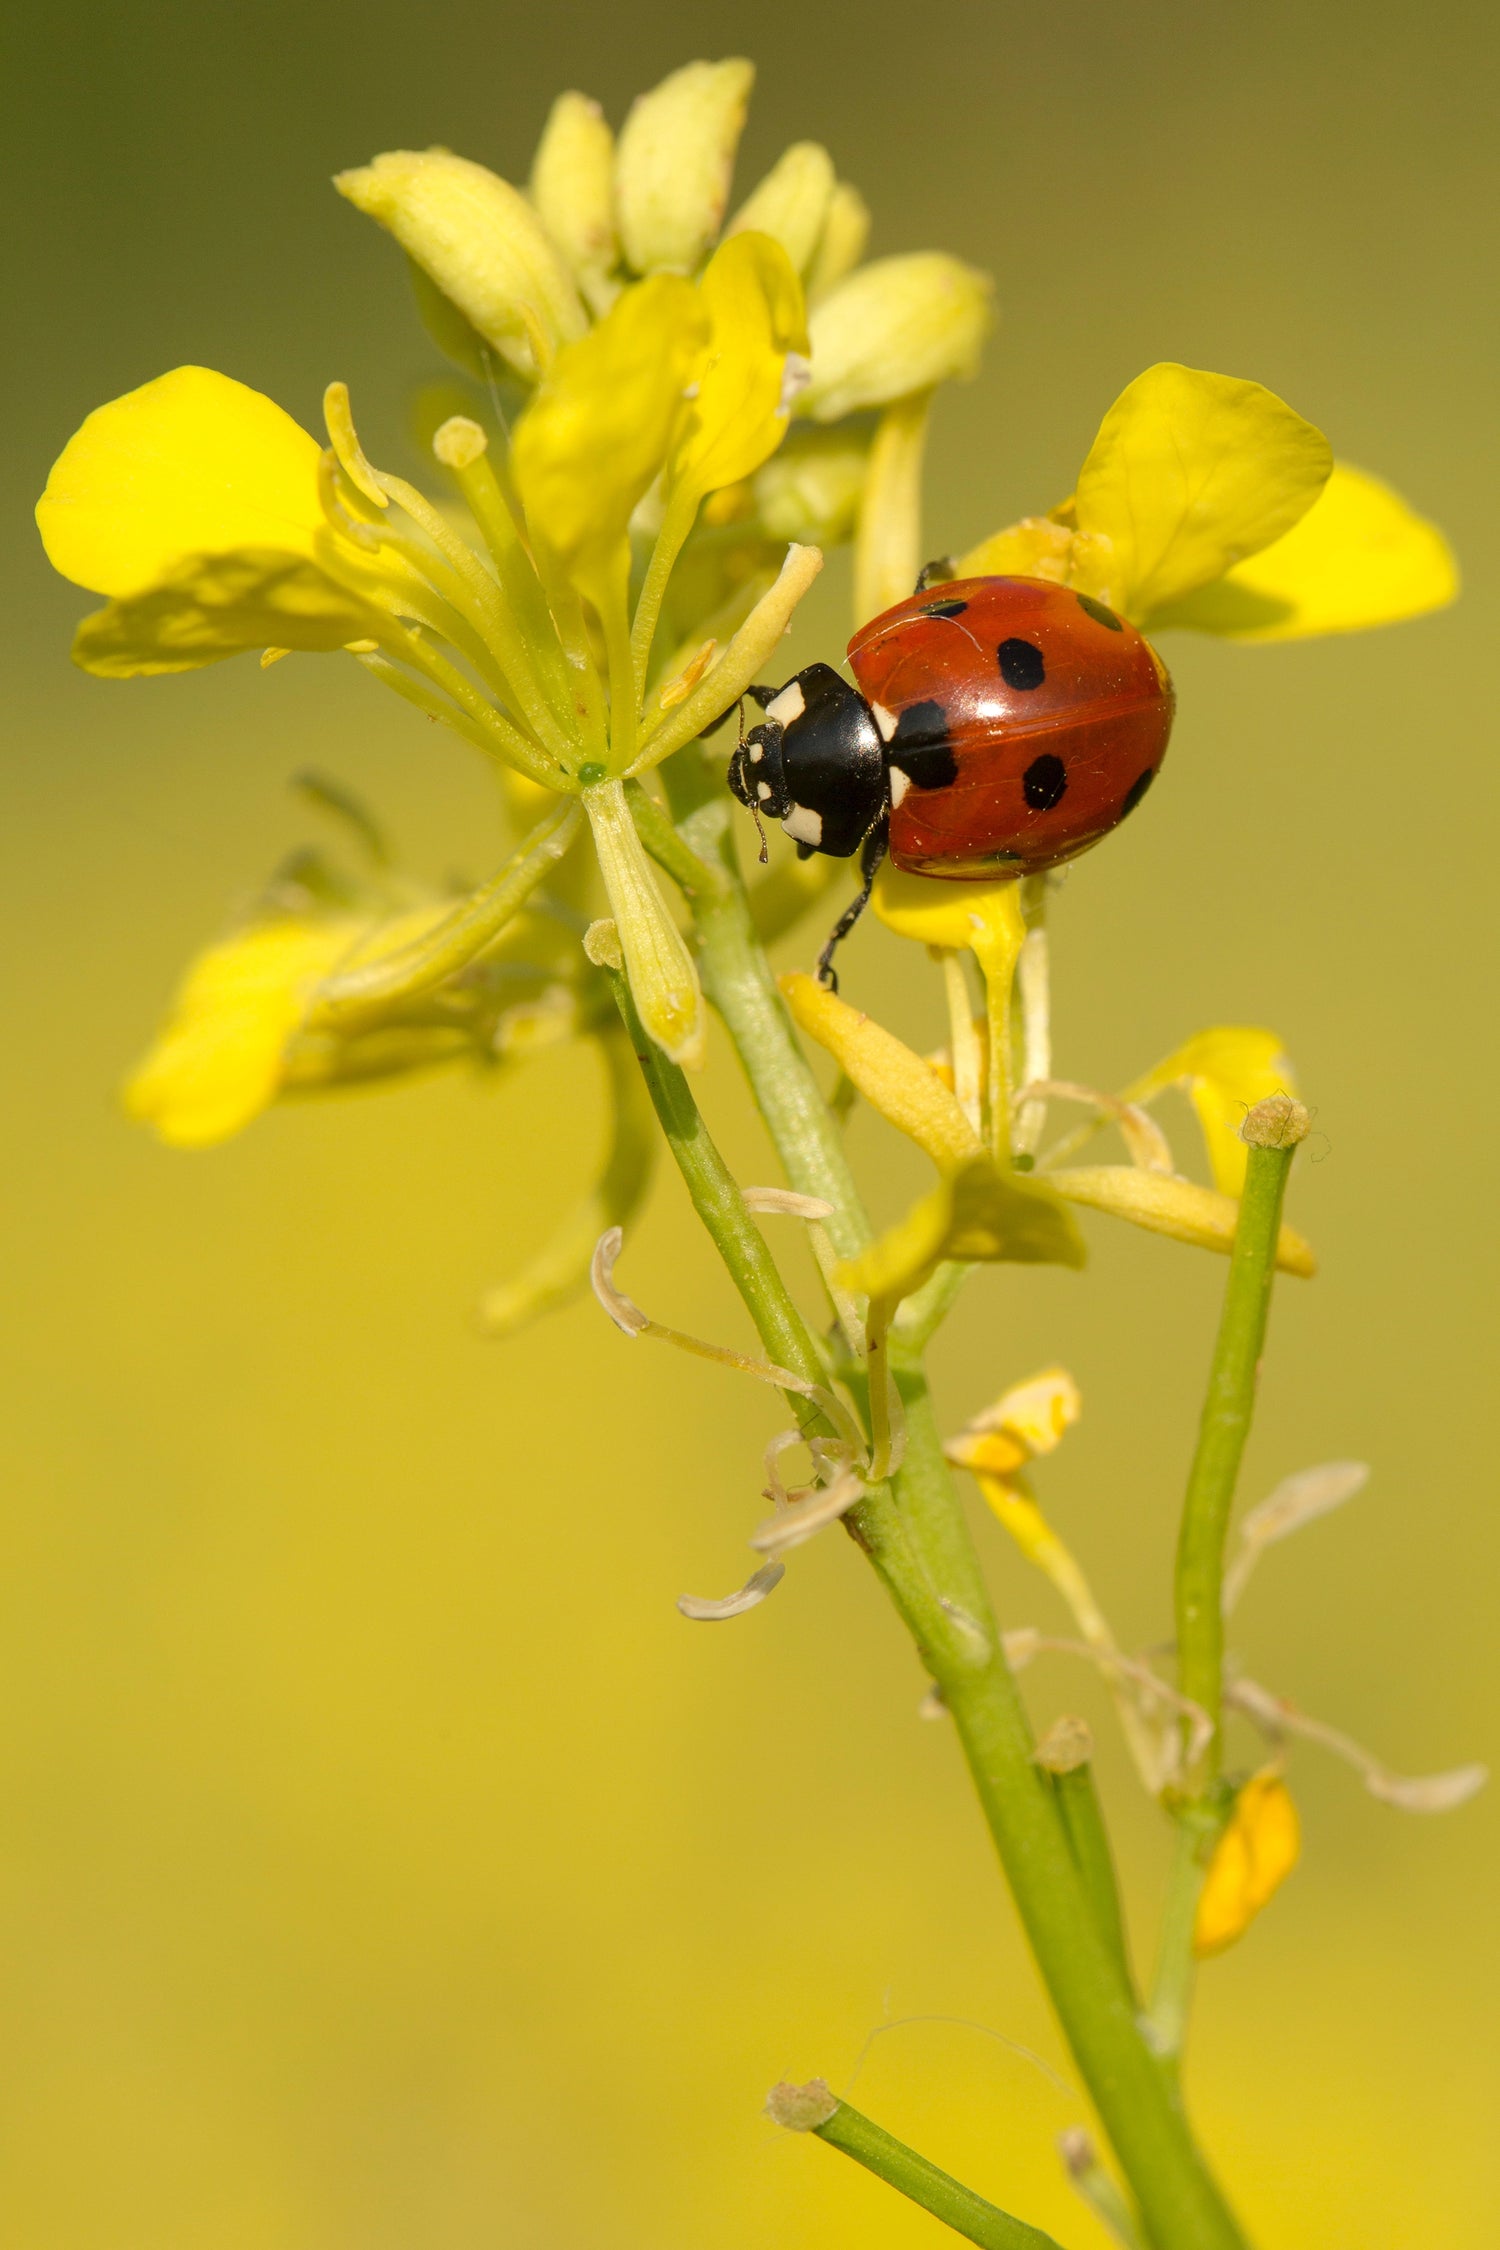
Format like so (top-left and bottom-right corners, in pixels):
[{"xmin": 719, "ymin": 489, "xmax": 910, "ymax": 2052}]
[
  {"xmin": 816, "ymin": 823, "xmax": 887, "ymax": 991},
  {"xmin": 733, "ymin": 695, "xmax": 770, "ymax": 863}
]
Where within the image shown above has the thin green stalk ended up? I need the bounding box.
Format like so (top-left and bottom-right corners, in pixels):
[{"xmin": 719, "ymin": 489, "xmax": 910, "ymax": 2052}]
[
  {"xmin": 1175, "ymin": 1111, "xmax": 1307, "ymax": 1787},
  {"xmin": 775, "ymin": 2089, "xmax": 1065, "ymax": 2250},
  {"xmin": 654, "ymin": 784, "xmax": 1251, "ymax": 2250},
  {"xmin": 1145, "ymin": 1810, "xmax": 1217, "ymax": 2072},
  {"xmin": 1050, "ymin": 1762, "xmax": 1135, "ymax": 1999}
]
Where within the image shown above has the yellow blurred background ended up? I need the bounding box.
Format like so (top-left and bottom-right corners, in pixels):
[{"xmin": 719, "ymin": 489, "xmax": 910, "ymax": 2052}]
[{"xmin": 3, "ymin": 2, "xmax": 1496, "ymax": 2243}]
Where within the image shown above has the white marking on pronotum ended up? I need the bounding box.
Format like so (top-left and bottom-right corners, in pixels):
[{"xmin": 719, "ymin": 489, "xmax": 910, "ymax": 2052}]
[
  {"xmin": 766, "ymin": 679, "xmax": 805, "ymax": 727},
  {"xmin": 888, "ymin": 767, "xmax": 911, "ymax": 807},
  {"xmin": 740, "ymin": 1186, "xmax": 836, "ymax": 1219},
  {"xmin": 757, "ymin": 781, "xmax": 773, "ymax": 803},
  {"xmin": 782, "ymin": 804, "xmax": 823, "ymax": 847},
  {"xmin": 870, "ymin": 700, "xmax": 898, "ymax": 741},
  {"xmin": 678, "ymin": 1560, "xmax": 786, "ymax": 1622},
  {"xmin": 748, "ymin": 740, "xmax": 764, "ymax": 762}
]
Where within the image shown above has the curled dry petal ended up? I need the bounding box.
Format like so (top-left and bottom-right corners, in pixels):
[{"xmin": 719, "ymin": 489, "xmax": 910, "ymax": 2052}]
[
  {"xmin": 740, "ymin": 1186, "xmax": 836, "ymax": 1219},
  {"xmin": 749, "ymin": 1468, "xmax": 865, "ymax": 1555},
  {"xmin": 590, "ymin": 1224, "xmax": 649, "ymax": 1334},
  {"xmin": 1228, "ymin": 1675, "xmax": 1486, "ymax": 1814},
  {"xmin": 1222, "ymin": 1460, "xmax": 1369, "ymax": 1612},
  {"xmin": 678, "ymin": 1560, "xmax": 786, "ymax": 1622}
]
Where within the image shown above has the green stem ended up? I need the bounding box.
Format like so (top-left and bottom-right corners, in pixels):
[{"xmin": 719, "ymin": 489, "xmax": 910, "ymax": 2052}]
[
  {"xmin": 1174, "ymin": 1135, "xmax": 1300, "ymax": 1787},
  {"xmin": 802, "ymin": 2097, "xmax": 1066, "ymax": 2250},
  {"xmin": 1051, "ymin": 1762, "xmax": 1135, "ymax": 2000},
  {"xmin": 649, "ymin": 785, "xmax": 1250, "ymax": 2249},
  {"xmin": 1145, "ymin": 1812, "xmax": 1216, "ymax": 2072}
]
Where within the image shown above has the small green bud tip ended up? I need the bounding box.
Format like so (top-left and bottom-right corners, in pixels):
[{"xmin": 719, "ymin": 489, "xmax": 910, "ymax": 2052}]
[
  {"xmin": 1032, "ymin": 1714, "xmax": 1094, "ymax": 1775},
  {"xmin": 578, "ymin": 761, "xmax": 608, "ymax": 786},
  {"xmin": 765, "ymin": 2078, "xmax": 839, "ymax": 2132},
  {"xmin": 1240, "ymin": 1093, "xmax": 1311, "ymax": 1149}
]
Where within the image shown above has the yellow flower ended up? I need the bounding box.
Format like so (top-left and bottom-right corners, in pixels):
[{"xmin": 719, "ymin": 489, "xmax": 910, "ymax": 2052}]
[
  {"xmin": 1193, "ymin": 1770, "xmax": 1301, "ymax": 1956},
  {"xmin": 958, "ymin": 361, "xmax": 1455, "ymax": 640}
]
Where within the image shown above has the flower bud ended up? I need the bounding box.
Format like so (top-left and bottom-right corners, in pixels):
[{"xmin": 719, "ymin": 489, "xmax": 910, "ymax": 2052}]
[
  {"xmin": 614, "ymin": 58, "xmax": 754, "ymax": 274},
  {"xmin": 753, "ymin": 425, "xmax": 870, "ymax": 544},
  {"xmin": 805, "ymin": 180, "xmax": 871, "ymax": 305},
  {"xmin": 529, "ymin": 91, "xmax": 618, "ymax": 310},
  {"xmin": 1242, "ymin": 1093, "xmax": 1311, "ymax": 1148},
  {"xmin": 334, "ymin": 148, "xmax": 587, "ymax": 380},
  {"xmin": 585, "ymin": 782, "xmax": 706, "ymax": 1067},
  {"xmin": 801, "ymin": 253, "xmax": 993, "ymax": 423},
  {"xmin": 726, "ymin": 141, "xmax": 836, "ymax": 274}
]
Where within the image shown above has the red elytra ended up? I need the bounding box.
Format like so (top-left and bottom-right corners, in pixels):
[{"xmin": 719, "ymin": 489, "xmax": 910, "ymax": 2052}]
[{"xmin": 848, "ymin": 576, "xmax": 1175, "ymax": 880}]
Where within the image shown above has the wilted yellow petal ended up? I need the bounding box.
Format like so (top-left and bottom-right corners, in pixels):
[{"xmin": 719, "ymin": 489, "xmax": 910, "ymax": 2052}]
[
  {"xmin": 800, "ymin": 253, "xmax": 993, "ymax": 423},
  {"xmin": 614, "ymin": 58, "xmax": 755, "ymax": 274},
  {"xmin": 1144, "ymin": 461, "xmax": 1459, "ymax": 641},
  {"xmin": 335, "ymin": 148, "xmax": 587, "ymax": 380},
  {"xmin": 529, "ymin": 92, "xmax": 617, "ymax": 307},
  {"xmin": 1074, "ymin": 363, "xmax": 1333, "ymax": 620},
  {"xmin": 836, "ymin": 1155, "xmax": 1085, "ymax": 1308},
  {"xmin": 1194, "ymin": 1771, "xmax": 1301, "ymax": 1956},
  {"xmin": 779, "ymin": 970, "xmax": 979, "ymax": 1170},
  {"xmin": 670, "ymin": 233, "xmax": 808, "ymax": 500},
  {"xmin": 512, "ymin": 274, "xmax": 707, "ymax": 605},
  {"xmin": 726, "ymin": 141, "xmax": 836, "ymax": 273},
  {"xmin": 70, "ymin": 549, "xmax": 389, "ymax": 678},
  {"xmin": 124, "ymin": 917, "xmax": 374, "ymax": 1148},
  {"xmin": 804, "ymin": 180, "xmax": 871, "ymax": 305},
  {"xmin": 37, "ymin": 366, "xmax": 324, "ymax": 598},
  {"xmin": 1049, "ymin": 1164, "xmax": 1315, "ymax": 1277},
  {"xmin": 962, "ymin": 1368, "xmax": 1082, "ymax": 1467},
  {"xmin": 1124, "ymin": 1026, "xmax": 1295, "ymax": 1196}
]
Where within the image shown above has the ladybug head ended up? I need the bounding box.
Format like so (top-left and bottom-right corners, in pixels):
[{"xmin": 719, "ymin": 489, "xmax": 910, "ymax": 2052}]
[{"xmin": 726, "ymin": 661, "xmax": 888, "ymax": 859}]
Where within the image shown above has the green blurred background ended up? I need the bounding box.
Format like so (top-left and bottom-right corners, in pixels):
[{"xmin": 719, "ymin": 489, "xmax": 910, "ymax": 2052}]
[{"xmin": 3, "ymin": 2, "xmax": 1496, "ymax": 2242}]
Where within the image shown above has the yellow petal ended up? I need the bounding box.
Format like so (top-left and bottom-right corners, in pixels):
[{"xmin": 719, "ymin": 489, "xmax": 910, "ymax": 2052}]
[
  {"xmin": 1143, "ymin": 461, "xmax": 1459, "ymax": 641},
  {"xmin": 1074, "ymin": 363, "xmax": 1333, "ymax": 620},
  {"xmin": 801, "ymin": 252, "xmax": 993, "ymax": 423},
  {"xmin": 124, "ymin": 918, "xmax": 368, "ymax": 1148},
  {"xmin": 805, "ymin": 181, "xmax": 871, "ymax": 305},
  {"xmin": 70, "ymin": 549, "xmax": 387, "ymax": 678},
  {"xmin": 335, "ymin": 148, "xmax": 587, "ymax": 380},
  {"xmin": 1049, "ymin": 1164, "xmax": 1315, "ymax": 1276},
  {"xmin": 670, "ymin": 232, "xmax": 809, "ymax": 500},
  {"xmin": 1123, "ymin": 1026, "xmax": 1295, "ymax": 1195},
  {"xmin": 614, "ymin": 58, "xmax": 755, "ymax": 275},
  {"xmin": 726, "ymin": 142, "xmax": 836, "ymax": 274},
  {"xmin": 36, "ymin": 366, "xmax": 324, "ymax": 598},
  {"xmin": 1194, "ymin": 1771, "xmax": 1301, "ymax": 1956},
  {"xmin": 872, "ymin": 863, "xmax": 1019, "ymax": 956},
  {"xmin": 836, "ymin": 1155, "xmax": 1085, "ymax": 1307},
  {"xmin": 512, "ymin": 273, "xmax": 707, "ymax": 603},
  {"xmin": 529, "ymin": 92, "xmax": 618, "ymax": 305},
  {"xmin": 779, "ymin": 970, "xmax": 979, "ymax": 1170},
  {"xmin": 959, "ymin": 1368, "xmax": 1082, "ymax": 1467}
]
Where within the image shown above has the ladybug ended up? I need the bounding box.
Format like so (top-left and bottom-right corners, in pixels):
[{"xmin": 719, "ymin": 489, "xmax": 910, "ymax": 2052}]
[{"xmin": 725, "ymin": 572, "xmax": 1174, "ymax": 984}]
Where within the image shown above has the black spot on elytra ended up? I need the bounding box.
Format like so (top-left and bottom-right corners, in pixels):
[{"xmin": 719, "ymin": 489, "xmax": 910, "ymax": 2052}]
[
  {"xmin": 1076, "ymin": 592, "xmax": 1123, "ymax": 632},
  {"xmin": 920, "ymin": 597, "xmax": 969, "ymax": 619},
  {"xmin": 1121, "ymin": 766, "xmax": 1156, "ymax": 818},
  {"xmin": 889, "ymin": 700, "xmax": 958, "ymax": 790},
  {"xmin": 998, "ymin": 637, "xmax": 1046, "ymax": 691},
  {"xmin": 1022, "ymin": 753, "xmax": 1067, "ymax": 812}
]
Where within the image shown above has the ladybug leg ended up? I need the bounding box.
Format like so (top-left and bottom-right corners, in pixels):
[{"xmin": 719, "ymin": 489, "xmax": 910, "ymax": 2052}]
[
  {"xmin": 915, "ymin": 556, "xmax": 956, "ymax": 593},
  {"xmin": 816, "ymin": 819, "xmax": 888, "ymax": 992}
]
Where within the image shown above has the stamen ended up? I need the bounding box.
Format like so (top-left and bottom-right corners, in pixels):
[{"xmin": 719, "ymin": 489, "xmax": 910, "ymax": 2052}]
[
  {"xmin": 1222, "ymin": 1461, "xmax": 1369, "ymax": 1613},
  {"xmin": 323, "ymin": 381, "xmax": 389, "ymax": 510},
  {"xmin": 316, "ymin": 448, "xmax": 381, "ymax": 550},
  {"xmin": 678, "ymin": 1560, "xmax": 786, "ymax": 1622},
  {"xmin": 1227, "ymin": 1675, "xmax": 1486, "ymax": 1812}
]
